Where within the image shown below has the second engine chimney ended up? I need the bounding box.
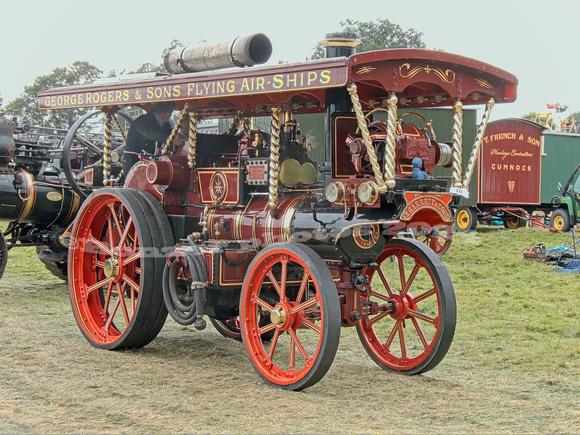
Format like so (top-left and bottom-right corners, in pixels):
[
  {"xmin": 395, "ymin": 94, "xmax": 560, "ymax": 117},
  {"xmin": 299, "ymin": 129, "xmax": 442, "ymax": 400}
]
[{"xmin": 321, "ymin": 32, "xmax": 361, "ymax": 58}]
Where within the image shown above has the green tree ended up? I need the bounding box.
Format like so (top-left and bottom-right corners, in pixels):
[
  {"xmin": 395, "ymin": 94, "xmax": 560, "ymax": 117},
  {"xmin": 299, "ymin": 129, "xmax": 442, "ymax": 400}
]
[
  {"xmin": 5, "ymin": 61, "xmax": 102, "ymax": 129},
  {"xmin": 311, "ymin": 18, "xmax": 426, "ymax": 59}
]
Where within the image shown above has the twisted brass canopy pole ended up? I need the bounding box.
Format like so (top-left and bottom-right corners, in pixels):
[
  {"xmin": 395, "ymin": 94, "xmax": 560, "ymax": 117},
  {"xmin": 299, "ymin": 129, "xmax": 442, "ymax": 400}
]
[
  {"xmin": 103, "ymin": 113, "xmax": 112, "ymax": 183},
  {"xmin": 384, "ymin": 94, "xmax": 398, "ymax": 189},
  {"xmin": 347, "ymin": 83, "xmax": 387, "ymax": 192},
  {"xmin": 268, "ymin": 106, "xmax": 282, "ymax": 210},
  {"xmin": 188, "ymin": 111, "xmax": 198, "ymax": 169},
  {"xmin": 462, "ymin": 98, "xmax": 495, "ymax": 189},
  {"xmin": 451, "ymin": 99, "xmax": 464, "ymax": 188},
  {"xmin": 163, "ymin": 104, "xmax": 190, "ymax": 155}
]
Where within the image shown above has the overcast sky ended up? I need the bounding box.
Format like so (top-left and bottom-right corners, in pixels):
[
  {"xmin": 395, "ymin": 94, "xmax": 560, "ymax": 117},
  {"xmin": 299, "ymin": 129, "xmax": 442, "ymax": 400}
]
[{"xmin": 1, "ymin": 0, "xmax": 578, "ymax": 121}]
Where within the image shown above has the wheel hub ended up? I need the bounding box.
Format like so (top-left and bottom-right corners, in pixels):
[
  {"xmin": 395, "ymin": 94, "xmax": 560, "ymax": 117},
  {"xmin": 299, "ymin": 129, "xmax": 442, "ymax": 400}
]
[
  {"xmin": 103, "ymin": 257, "xmax": 120, "ymax": 280},
  {"xmin": 270, "ymin": 306, "xmax": 288, "ymax": 327}
]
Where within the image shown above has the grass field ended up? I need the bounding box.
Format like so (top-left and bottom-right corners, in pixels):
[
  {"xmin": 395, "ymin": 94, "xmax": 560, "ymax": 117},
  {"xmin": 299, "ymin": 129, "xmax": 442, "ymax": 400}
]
[{"xmin": 0, "ymin": 226, "xmax": 578, "ymax": 433}]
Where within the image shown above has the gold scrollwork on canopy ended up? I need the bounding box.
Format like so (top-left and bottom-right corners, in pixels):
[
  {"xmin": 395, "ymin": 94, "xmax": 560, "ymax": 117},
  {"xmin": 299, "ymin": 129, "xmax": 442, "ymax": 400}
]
[
  {"xmin": 399, "ymin": 63, "xmax": 455, "ymax": 84},
  {"xmin": 475, "ymin": 78, "xmax": 492, "ymax": 89}
]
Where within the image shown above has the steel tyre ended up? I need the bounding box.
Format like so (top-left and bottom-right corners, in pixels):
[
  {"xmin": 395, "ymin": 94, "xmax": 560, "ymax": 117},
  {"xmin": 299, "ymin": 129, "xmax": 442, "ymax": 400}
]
[
  {"xmin": 68, "ymin": 187, "xmax": 165, "ymax": 349},
  {"xmin": 357, "ymin": 238, "xmax": 456, "ymax": 375},
  {"xmin": 240, "ymin": 243, "xmax": 341, "ymax": 390}
]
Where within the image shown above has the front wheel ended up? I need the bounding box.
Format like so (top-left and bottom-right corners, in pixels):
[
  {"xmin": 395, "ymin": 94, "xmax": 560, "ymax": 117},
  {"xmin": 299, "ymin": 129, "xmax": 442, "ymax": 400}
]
[
  {"xmin": 240, "ymin": 243, "xmax": 341, "ymax": 391},
  {"xmin": 357, "ymin": 238, "xmax": 456, "ymax": 375}
]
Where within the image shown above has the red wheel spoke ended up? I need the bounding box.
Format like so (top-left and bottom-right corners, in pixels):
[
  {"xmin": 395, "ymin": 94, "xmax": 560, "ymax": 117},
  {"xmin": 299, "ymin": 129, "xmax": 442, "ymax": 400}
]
[
  {"xmin": 255, "ymin": 297, "xmax": 274, "ymax": 313},
  {"xmin": 280, "ymin": 258, "xmax": 288, "ymax": 301},
  {"xmin": 122, "ymin": 274, "xmax": 140, "ymax": 295},
  {"xmin": 106, "ymin": 215, "xmax": 116, "ymax": 250},
  {"xmin": 289, "ymin": 339, "xmax": 296, "ymax": 371},
  {"xmin": 103, "ymin": 281, "xmax": 113, "ymax": 314},
  {"xmin": 385, "ymin": 321, "xmax": 398, "ymax": 349},
  {"xmin": 376, "ymin": 267, "xmax": 394, "ymax": 297},
  {"xmin": 411, "ymin": 316, "xmax": 429, "ymax": 348},
  {"xmin": 301, "ymin": 318, "xmax": 321, "ymax": 334},
  {"xmin": 118, "ymin": 216, "xmax": 134, "ymax": 247},
  {"xmin": 104, "ymin": 296, "xmax": 122, "ymax": 330},
  {"xmin": 401, "ymin": 263, "xmax": 420, "ymax": 296},
  {"xmin": 259, "ymin": 322, "xmax": 277, "ymax": 337},
  {"xmin": 397, "ymin": 256, "xmax": 406, "ymax": 293},
  {"xmin": 407, "ymin": 309, "xmax": 437, "ymax": 325},
  {"xmin": 368, "ymin": 310, "xmax": 391, "ymax": 326},
  {"xmin": 108, "ymin": 203, "xmax": 124, "ymax": 240},
  {"xmin": 124, "ymin": 252, "xmax": 140, "ymax": 265},
  {"xmin": 296, "ymin": 271, "xmax": 310, "ymax": 303},
  {"xmin": 288, "ymin": 329, "xmax": 310, "ymax": 362},
  {"xmin": 89, "ymin": 235, "xmax": 112, "ymax": 256},
  {"xmin": 369, "ymin": 288, "xmax": 391, "ymax": 303},
  {"xmin": 266, "ymin": 270, "xmax": 283, "ymax": 300},
  {"xmin": 86, "ymin": 277, "xmax": 112, "ymax": 295},
  {"xmin": 117, "ymin": 285, "xmax": 131, "ymax": 325},
  {"xmin": 414, "ymin": 287, "xmax": 436, "ymax": 303},
  {"xmin": 291, "ymin": 297, "xmax": 318, "ymax": 314},
  {"xmin": 267, "ymin": 329, "xmax": 281, "ymax": 360},
  {"xmin": 397, "ymin": 321, "xmax": 407, "ymax": 358}
]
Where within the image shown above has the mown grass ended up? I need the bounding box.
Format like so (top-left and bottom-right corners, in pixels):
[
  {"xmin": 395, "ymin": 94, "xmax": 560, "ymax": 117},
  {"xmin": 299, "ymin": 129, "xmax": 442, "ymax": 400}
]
[{"xmin": 0, "ymin": 226, "xmax": 578, "ymax": 434}]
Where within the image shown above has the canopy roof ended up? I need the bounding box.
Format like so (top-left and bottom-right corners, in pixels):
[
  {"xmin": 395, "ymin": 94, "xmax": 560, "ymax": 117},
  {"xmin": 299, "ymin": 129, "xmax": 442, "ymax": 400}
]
[{"xmin": 37, "ymin": 49, "xmax": 517, "ymax": 118}]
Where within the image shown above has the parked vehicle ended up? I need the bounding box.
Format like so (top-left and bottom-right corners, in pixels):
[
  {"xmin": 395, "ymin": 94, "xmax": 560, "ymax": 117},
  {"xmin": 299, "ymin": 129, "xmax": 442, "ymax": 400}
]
[{"xmin": 37, "ymin": 33, "xmax": 517, "ymax": 390}]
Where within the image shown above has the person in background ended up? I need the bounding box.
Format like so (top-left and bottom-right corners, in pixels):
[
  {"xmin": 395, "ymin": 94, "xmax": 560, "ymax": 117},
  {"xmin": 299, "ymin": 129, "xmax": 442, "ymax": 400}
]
[{"xmin": 122, "ymin": 101, "xmax": 184, "ymax": 174}]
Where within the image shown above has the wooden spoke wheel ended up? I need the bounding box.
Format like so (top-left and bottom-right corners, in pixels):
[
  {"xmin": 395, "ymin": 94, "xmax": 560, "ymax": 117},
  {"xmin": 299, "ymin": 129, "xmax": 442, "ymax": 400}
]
[
  {"xmin": 62, "ymin": 110, "xmax": 133, "ymax": 199},
  {"xmin": 240, "ymin": 243, "xmax": 341, "ymax": 391},
  {"xmin": 412, "ymin": 224, "xmax": 453, "ymax": 255},
  {"xmin": 357, "ymin": 238, "xmax": 456, "ymax": 375},
  {"xmin": 68, "ymin": 187, "xmax": 168, "ymax": 349}
]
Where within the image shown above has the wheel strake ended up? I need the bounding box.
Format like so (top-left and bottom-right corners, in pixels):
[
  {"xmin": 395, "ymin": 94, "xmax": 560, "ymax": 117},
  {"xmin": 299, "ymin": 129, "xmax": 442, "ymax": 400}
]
[{"xmin": 357, "ymin": 238, "xmax": 456, "ymax": 374}]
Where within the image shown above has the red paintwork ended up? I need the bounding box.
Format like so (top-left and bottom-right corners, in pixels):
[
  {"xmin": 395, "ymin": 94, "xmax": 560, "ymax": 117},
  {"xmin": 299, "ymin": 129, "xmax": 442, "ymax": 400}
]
[{"xmin": 478, "ymin": 119, "xmax": 543, "ymax": 205}]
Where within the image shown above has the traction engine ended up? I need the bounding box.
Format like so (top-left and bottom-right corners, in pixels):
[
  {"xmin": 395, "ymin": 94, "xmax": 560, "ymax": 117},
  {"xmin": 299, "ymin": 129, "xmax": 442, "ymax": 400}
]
[
  {"xmin": 37, "ymin": 33, "xmax": 518, "ymax": 390},
  {"xmin": 0, "ymin": 113, "xmax": 81, "ymax": 279}
]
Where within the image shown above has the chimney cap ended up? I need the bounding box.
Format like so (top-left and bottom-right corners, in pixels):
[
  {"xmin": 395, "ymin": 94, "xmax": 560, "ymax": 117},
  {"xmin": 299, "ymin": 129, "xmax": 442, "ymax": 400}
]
[{"xmin": 321, "ymin": 32, "xmax": 362, "ymax": 48}]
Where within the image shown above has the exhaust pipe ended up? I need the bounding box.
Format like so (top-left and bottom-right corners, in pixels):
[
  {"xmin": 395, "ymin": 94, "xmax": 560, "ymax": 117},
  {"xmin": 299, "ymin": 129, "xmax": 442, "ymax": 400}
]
[{"xmin": 164, "ymin": 33, "xmax": 272, "ymax": 74}]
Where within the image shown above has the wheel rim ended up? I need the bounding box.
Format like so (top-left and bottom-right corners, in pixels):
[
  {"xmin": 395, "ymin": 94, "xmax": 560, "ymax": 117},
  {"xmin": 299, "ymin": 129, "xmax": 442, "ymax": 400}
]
[
  {"xmin": 413, "ymin": 225, "xmax": 453, "ymax": 255},
  {"xmin": 211, "ymin": 317, "xmax": 242, "ymax": 341},
  {"xmin": 553, "ymin": 215, "xmax": 564, "ymax": 231},
  {"xmin": 70, "ymin": 192, "xmax": 144, "ymax": 346},
  {"xmin": 241, "ymin": 244, "xmax": 339, "ymax": 389},
  {"xmin": 357, "ymin": 239, "xmax": 456, "ymax": 374},
  {"xmin": 456, "ymin": 210, "xmax": 471, "ymax": 230},
  {"xmin": 505, "ymin": 218, "xmax": 519, "ymax": 229}
]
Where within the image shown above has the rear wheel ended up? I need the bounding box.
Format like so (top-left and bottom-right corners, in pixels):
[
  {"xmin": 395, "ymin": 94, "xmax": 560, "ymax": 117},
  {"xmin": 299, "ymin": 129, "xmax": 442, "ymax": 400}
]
[
  {"xmin": 454, "ymin": 207, "xmax": 478, "ymax": 232},
  {"xmin": 240, "ymin": 243, "xmax": 341, "ymax": 390},
  {"xmin": 551, "ymin": 208, "xmax": 571, "ymax": 232},
  {"xmin": 357, "ymin": 238, "xmax": 456, "ymax": 375},
  {"xmin": 68, "ymin": 187, "xmax": 166, "ymax": 349}
]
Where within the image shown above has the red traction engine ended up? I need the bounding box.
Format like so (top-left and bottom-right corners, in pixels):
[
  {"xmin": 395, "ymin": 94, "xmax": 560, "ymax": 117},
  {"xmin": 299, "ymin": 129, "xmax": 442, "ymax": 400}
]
[{"xmin": 38, "ymin": 34, "xmax": 517, "ymax": 390}]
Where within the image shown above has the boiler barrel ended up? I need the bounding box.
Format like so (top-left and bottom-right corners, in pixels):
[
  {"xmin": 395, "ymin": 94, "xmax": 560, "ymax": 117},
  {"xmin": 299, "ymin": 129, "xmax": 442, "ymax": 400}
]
[{"xmin": 0, "ymin": 168, "xmax": 81, "ymax": 227}]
